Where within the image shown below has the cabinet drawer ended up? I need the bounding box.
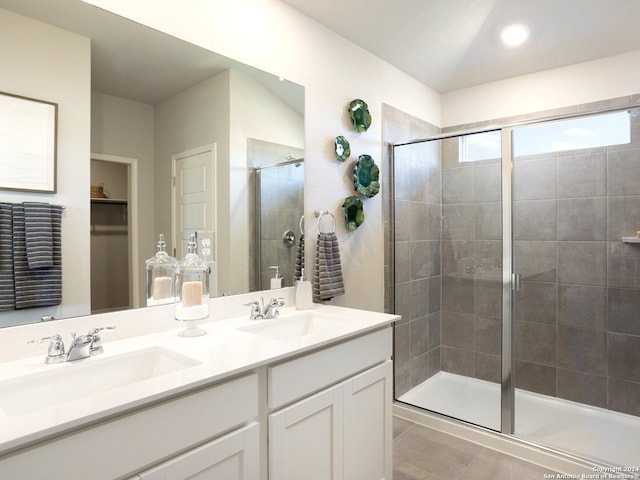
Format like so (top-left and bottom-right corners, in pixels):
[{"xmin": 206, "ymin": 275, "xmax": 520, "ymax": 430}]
[
  {"xmin": 0, "ymin": 373, "xmax": 258, "ymax": 480},
  {"xmin": 137, "ymin": 422, "xmax": 260, "ymax": 479},
  {"xmin": 268, "ymin": 327, "xmax": 391, "ymax": 409}
]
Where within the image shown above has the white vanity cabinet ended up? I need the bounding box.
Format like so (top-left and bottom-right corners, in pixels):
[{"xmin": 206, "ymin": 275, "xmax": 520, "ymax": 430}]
[
  {"xmin": 0, "ymin": 373, "xmax": 259, "ymax": 480},
  {"xmin": 267, "ymin": 328, "xmax": 393, "ymax": 480},
  {"xmin": 0, "ymin": 316, "xmax": 395, "ymax": 480}
]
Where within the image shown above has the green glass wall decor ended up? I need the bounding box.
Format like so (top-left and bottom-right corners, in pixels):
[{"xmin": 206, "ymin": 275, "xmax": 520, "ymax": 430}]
[
  {"xmin": 348, "ymin": 99, "xmax": 372, "ymax": 132},
  {"xmin": 353, "ymin": 154, "xmax": 380, "ymax": 198},
  {"xmin": 335, "ymin": 136, "xmax": 351, "ymax": 162},
  {"xmin": 342, "ymin": 195, "xmax": 365, "ymax": 231}
]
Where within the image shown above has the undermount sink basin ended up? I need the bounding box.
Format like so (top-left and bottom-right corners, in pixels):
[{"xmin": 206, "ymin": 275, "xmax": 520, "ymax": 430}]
[
  {"xmin": 238, "ymin": 312, "xmax": 354, "ymax": 342},
  {"xmin": 0, "ymin": 347, "xmax": 200, "ymax": 417}
]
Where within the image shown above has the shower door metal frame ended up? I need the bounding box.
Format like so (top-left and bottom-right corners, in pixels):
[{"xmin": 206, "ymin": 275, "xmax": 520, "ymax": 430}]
[
  {"xmin": 391, "ymin": 125, "xmax": 517, "ymax": 434},
  {"xmin": 500, "ymin": 127, "xmax": 515, "ymax": 435}
]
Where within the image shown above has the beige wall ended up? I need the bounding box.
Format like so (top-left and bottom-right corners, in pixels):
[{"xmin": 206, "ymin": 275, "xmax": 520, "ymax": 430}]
[
  {"xmin": 0, "ymin": 9, "xmax": 91, "ymax": 326},
  {"xmin": 442, "ymin": 50, "xmax": 640, "ymax": 127}
]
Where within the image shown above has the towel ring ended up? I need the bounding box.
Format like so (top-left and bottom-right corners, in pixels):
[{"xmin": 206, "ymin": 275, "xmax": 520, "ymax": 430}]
[
  {"xmin": 315, "ymin": 210, "xmax": 336, "ymax": 234},
  {"xmin": 299, "ymin": 214, "xmax": 305, "ymax": 235}
]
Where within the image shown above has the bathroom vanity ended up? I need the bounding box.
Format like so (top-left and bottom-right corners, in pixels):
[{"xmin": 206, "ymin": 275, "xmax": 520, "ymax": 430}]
[{"xmin": 0, "ymin": 291, "xmax": 397, "ymax": 479}]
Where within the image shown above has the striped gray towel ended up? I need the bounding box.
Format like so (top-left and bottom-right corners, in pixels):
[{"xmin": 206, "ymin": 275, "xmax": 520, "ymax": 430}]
[
  {"xmin": 12, "ymin": 204, "xmax": 63, "ymax": 309},
  {"xmin": 24, "ymin": 202, "xmax": 54, "ymax": 269},
  {"xmin": 0, "ymin": 203, "xmax": 14, "ymax": 312},
  {"xmin": 294, "ymin": 233, "xmax": 304, "ymax": 281},
  {"xmin": 313, "ymin": 232, "xmax": 345, "ymax": 301}
]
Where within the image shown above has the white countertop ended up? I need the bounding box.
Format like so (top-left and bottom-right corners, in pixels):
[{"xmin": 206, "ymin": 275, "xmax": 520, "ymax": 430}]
[{"xmin": 0, "ymin": 300, "xmax": 398, "ymax": 455}]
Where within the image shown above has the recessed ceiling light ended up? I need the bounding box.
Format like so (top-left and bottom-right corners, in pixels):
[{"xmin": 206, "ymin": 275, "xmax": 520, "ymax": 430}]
[{"xmin": 500, "ymin": 23, "xmax": 529, "ymax": 47}]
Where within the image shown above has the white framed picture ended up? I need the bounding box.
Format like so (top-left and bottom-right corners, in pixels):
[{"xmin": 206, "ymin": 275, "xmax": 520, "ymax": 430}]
[{"xmin": 0, "ymin": 91, "xmax": 57, "ymax": 193}]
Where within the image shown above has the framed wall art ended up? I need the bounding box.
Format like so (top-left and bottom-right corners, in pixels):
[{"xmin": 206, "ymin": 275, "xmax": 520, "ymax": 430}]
[{"xmin": 0, "ymin": 91, "xmax": 58, "ymax": 193}]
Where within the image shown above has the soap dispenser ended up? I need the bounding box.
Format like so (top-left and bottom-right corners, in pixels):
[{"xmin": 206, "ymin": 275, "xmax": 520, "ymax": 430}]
[
  {"xmin": 295, "ymin": 267, "xmax": 313, "ymax": 310},
  {"xmin": 175, "ymin": 234, "xmax": 209, "ymax": 337},
  {"xmin": 145, "ymin": 234, "xmax": 177, "ymax": 306},
  {"xmin": 270, "ymin": 266, "xmax": 283, "ymax": 289}
]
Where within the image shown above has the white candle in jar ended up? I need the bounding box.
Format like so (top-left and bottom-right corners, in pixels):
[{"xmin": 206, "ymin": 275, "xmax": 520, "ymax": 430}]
[
  {"xmin": 181, "ymin": 281, "xmax": 203, "ymax": 307},
  {"xmin": 152, "ymin": 276, "xmax": 173, "ymax": 300}
]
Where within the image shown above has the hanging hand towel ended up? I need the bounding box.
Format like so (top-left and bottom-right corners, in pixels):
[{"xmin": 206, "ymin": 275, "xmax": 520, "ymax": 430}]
[
  {"xmin": 12, "ymin": 204, "xmax": 63, "ymax": 309},
  {"xmin": 24, "ymin": 202, "xmax": 54, "ymax": 269},
  {"xmin": 313, "ymin": 232, "xmax": 345, "ymax": 301},
  {"xmin": 0, "ymin": 203, "xmax": 14, "ymax": 312},
  {"xmin": 294, "ymin": 233, "xmax": 305, "ymax": 281}
]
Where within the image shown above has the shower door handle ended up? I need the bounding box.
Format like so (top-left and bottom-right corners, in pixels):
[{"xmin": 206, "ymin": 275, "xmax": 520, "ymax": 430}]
[{"xmin": 512, "ymin": 273, "xmax": 522, "ymax": 292}]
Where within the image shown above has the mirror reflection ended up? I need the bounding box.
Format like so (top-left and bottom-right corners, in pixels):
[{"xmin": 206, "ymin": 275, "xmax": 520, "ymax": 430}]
[
  {"xmin": 0, "ymin": 0, "xmax": 304, "ymax": 327},
  {"xmin": 250, "ymin": 140, "xmax": 304, "ymax": 291}
]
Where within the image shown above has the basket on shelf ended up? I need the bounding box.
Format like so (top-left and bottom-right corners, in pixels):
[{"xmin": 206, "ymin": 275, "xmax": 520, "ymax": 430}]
[{"xmin": 90, "ymin": 183, "xmax": 108, "ymax": 198}]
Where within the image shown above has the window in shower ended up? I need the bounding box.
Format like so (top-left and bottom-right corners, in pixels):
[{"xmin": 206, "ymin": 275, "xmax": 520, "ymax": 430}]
[
  {"xmin": 459, "ymin": 130, "xmax": 501, "ymax": 162},
  {"xmin": 513, "ymin": 110, "xmax": 630, "ymax": 155},
  {"xmin": 460, "ymin": 111, "xmax": 631, "ymax": 163}
]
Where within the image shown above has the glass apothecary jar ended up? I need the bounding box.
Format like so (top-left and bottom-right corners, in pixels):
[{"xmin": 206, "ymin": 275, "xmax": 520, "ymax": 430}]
[
  {"xmin": 145, "ymin": 234, "xmax": 177, "ymax": 306},
  {"xmin": 175, "ymin": 234, "xmax": 209, "ymax": 336}
]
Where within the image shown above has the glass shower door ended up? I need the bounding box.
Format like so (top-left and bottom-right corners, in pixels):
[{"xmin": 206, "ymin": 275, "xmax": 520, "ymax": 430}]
[
  {"xmin": 393, "ymin": 129, "xmax": 504, "ymax": 431},
  {"xmin": 511, "ymin": 111, "xmax": 640, "ymax": 465}
]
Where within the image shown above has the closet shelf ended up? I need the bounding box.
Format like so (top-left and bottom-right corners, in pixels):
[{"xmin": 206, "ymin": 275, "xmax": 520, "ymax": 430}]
[
  {"xmin": 91, "ymin": 198, "xmax": 127, "ymax": 205},
  {"xmin": 622, "ymin": 237, "xmax": 640, "ymax": 244}
]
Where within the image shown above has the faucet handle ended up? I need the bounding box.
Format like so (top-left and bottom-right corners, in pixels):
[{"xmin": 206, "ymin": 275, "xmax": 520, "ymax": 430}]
[
  {"xmin": 28, "ymin": 334, "xmax": 66, "ymax": 364},
  {"xmin": 244, "ymin": 301, "xmax": 263, "ymax": 320},
  {"xmin": 271, "ymin": 297, "xmax": 285, "ymax": 307},
  {"xmin": 262, "ymin": 297, "xmax": 285, "ymax": 319},
  {"xmin": 87, "ymin": 326, "xmax": 116, "ymax": 336},
  {"xmin": 88, "ymin": 326, "xmax": 116, "ymax": 355}
]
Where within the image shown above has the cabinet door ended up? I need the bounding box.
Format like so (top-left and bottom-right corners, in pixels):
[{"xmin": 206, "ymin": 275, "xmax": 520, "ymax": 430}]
[
  {"xmin": 269, "ymin": 384, "xmax": 344, "ymax": 480},
  {"xmin": 343, "ymin": 361, "xmax": 393, "ymax": 480},
  {"xmin": 137, "ymin": 422, "xmax": 259, "ymax": 480}
]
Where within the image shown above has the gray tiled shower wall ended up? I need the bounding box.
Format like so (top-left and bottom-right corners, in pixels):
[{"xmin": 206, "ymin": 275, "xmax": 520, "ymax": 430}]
[
  {"xmin": 394, "ymin": 141, "xmax": 443, "ymax": 396},
  {"xmin": 385, "ymin": 96, "xmax": 640, "ymax": 417},
  {"xmin": 382, "ymin": 105, "xmax": 442, "ymax": 397},
  {"xmin": 256, "ymin": 163, "xmax": 304, "ymax": 287},
  {"xmin": 510, "ymin": 129, "xmax": 640, "ymax": 416}
]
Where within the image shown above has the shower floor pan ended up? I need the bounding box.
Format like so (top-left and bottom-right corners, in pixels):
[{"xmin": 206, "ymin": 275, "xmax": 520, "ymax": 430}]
[{"xmin": 399, "ymin": 371, "xmax": 640, "ymax": 467}]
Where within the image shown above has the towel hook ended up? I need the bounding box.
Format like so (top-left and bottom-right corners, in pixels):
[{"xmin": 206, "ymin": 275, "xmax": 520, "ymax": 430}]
[{"xmin": 315, "ymin": 210, "xmax": 336, "ymax": 234}]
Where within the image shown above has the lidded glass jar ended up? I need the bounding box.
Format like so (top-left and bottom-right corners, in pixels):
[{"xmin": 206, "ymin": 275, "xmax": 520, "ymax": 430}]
[
  {"xmin": 144, "ymin": 234, "xmax": 177, "ymax": 306},
  {"xmin": 175, "ymin": 234, "xmax": 209, "ymax": 337}
]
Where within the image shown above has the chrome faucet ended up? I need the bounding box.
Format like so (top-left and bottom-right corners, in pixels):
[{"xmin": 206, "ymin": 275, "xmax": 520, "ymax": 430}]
[
  {"xmin": 244, "ymin": 297, "xmax": 285, "ymax": 320},
  {"xmin": 29, "ymin": 326, "xmax": 116, "ymax": 364}
]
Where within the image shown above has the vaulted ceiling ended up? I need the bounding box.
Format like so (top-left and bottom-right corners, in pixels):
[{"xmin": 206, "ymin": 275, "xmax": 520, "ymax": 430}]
[{"xmin": 280, "ymin": 0, "xmax": 640, "ymax": 92}]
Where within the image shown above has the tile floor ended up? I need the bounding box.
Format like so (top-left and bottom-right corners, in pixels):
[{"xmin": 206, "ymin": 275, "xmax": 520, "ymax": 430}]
[{"xmin": 393, "ymin": 416, "xmax": 558, "ymax": 480}]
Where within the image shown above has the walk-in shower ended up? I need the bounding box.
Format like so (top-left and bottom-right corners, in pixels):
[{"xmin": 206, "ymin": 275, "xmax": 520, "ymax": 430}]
[{"xmin": 391, "ymin": 105, "xmax": 640, "ymax": 468}]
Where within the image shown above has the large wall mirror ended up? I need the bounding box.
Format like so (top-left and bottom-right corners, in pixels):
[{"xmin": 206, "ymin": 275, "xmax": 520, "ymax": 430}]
[{"xmin": 0, "ymin": 0, "xmax": 304, "ymax": 327}]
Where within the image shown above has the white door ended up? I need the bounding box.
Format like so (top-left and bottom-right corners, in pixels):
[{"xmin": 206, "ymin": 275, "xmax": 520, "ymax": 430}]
[
  {"xmin": 343, "ymin": 361, "xmax": 393, "ymax": 480},
  {"xmin": 172, "ymin": 145, "xmax": 217, "ymax": 295},
  {"xmin": 269, "ymin": 384, "xmax": 344, "ymax": 480},
  {"xmin": 137, "ymin": 423, "xmax": 260, "ymax": 480}
]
